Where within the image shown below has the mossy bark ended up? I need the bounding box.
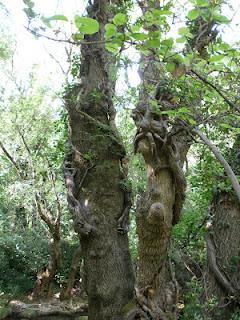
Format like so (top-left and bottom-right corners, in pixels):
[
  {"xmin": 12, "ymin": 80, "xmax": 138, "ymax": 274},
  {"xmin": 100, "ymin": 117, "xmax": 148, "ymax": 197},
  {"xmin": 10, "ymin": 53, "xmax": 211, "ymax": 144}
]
[
  {"xmin": 64, "ymin": 1, "xmax": 134, "ymax": 319},
  {"xmin": 132, "ymin": 2, "xmax": 190, "ymax": 317}
]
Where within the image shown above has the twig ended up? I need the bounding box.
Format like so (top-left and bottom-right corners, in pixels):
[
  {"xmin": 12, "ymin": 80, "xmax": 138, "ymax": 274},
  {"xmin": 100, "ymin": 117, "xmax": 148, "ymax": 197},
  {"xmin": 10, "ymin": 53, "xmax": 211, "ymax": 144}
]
[{"xmin": 26, "ymin": 26, "xmax": 111, "ymax": 46}]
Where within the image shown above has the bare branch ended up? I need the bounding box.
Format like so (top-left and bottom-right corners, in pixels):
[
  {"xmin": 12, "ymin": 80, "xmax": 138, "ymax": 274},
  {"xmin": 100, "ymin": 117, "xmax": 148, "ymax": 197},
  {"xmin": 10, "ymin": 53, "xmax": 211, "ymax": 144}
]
[
  {"xmin": 17, "ymin": 128, "xmax": 32, "ymax": 155},
  {"xmin": 193, "ymin": 128, "xmax": 240, "ymax": 202},
  {"xmin": 25, "ymin": 26, "xmax": 112, "ymax": 46},
  {"xmin": 48, "ymin": 166, "xmax": 61, "ymax": 226},
  {"xmin": 34, "ymin": 192, "xmax": 55, "ymax": 232},
  {"xmin": 43, "ymin": 44, "xmax": 67, "ymax": 75}
]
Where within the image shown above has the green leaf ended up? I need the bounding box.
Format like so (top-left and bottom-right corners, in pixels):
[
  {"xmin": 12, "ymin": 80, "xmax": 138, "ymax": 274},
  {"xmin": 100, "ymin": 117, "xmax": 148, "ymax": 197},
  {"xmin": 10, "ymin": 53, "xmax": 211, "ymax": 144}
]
[
  {"xmin": 188, "ymin": 118, "xmax": 197, "ymax": 125},
  {"xmin": 177, "ymin": 107, "xmax": 190, "ymax": 113},
  {"xmin": 41, "ymin": 17, "xmax": 52, "ymax": 28},
  {"xmin": 131, "ymin": 32, "xmax": 148, "ymax": 41},
  {"xmin": 219, "ymin": 123, "xmax": 231, "ymax": 129},
  {"xmin": 145, "ymin": 39, "xmax": 160, "ymax": 48},
  {"xmin": 46, "ymin": 14, "xmax": 68, "ymax": 22},
  {"xmin": 105, "ymin": 23, "xmax": 116, "ymax": 39},
  {"xmin": 176, "ymin": 37, "xmax": 186, "ymax": 43},
  {"xmin": 209, "ymin": 54, "xmax": 225, "ymax": 62},
  {"xmin": 178, "ymin": 27, "xmax": 193, "ymax": 38},
  {"xmin": 113, "ymin": 13, "xmax": 126, "ymax": 26},
  {"xmin": 161, "ymin": 38, "xmax": 174, "ymax": 48},
  {"xmin": 196, "ymin": 0, "xmax": 209, "ymax": 7},
  {"xmin": 131, "ymin": 24, "xmax": 141, "ymax": 33},
  {"xmin": 72, "ymin": 33, "xmax": 84, "ymax": 41},
  {"xmin": 105, "ymin": 43, "xmax": 120, "ymax": 53},
  {"xmin": 187, "ymin": 9, "xmax": 199, "ymax": 20},
  {"xmin": 152, "ymin": 9, "xmax": 172, "ymax": 16},
  {"xmin": 213, "ymin": 13, "xmax": 230, "ymax": 24},
  {"xmin": 161, "ymin": 109, "xmax": 176, "ymax": 116},
  {"xmin": 74, "ymin": 16, "xmax": 99, "ymax": 34},
  {"xmin": 166, "ymin": 62, "xmax": 175, "ymax": 72},
  {"xmin": 23, "ymin": 7, "xmax": 37, "ymax": 19},
  {"xmin": 183, "ymin": 56, "xmax": 191, "ymax": 66},
  {"xmin": 23, "ymin": 0, "xmax": 34, "ymax": 8}
]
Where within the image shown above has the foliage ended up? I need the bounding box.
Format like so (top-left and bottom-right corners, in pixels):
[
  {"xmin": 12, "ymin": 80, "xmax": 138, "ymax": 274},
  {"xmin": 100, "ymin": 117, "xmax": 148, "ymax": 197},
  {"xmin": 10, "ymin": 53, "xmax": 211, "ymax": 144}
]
[{"xmin": 0, "ymin": 230, "xmax": 48, "ymax": 295}]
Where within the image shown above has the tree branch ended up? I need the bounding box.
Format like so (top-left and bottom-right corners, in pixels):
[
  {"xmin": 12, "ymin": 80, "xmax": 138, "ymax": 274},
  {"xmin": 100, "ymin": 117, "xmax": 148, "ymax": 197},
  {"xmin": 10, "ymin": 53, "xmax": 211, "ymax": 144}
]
[
  {"xmin": 193, "ymin": 128, "xmax": 240, "ymax": 203},
  {"xmin": 34, "ymin": 192, "xmax": 55, "ymax": 233},
  {"xmin": 191, "ymin": 69, "xmax": 240, "ymax": 113},
  {"xmin": 25, "ymin": 26, "xmax": 112, "ymax": 46},
  {"xmin": 206, "ymin": 233, "xmax": 236, "ymax": 295},
  {"xmin": 0, "ymin": 141, "xmax": 24, "ymax": 178},
  {"xmin": 48, "ymin": 167, "xmax": 61, "ymax": 226}
]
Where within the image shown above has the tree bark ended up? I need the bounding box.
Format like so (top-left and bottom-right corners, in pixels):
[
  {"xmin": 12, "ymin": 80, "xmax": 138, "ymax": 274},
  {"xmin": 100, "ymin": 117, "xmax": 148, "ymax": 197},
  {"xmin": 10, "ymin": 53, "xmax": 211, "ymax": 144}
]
[
  {"xmin": 205, "ymin": 137, "xmax": 240, "ymax": 318},
  {"xmin": 131, "ymin": 1, "xmax": 220, "ymax": 316},
  {"xmin": 205, "ymin": 193, "xmax": 240, "ymax": 317},
  {"xmin": 132, "ymin": 5, "xmax": 191, "ymax": 319},
  {"xmin": 64, "ymin": 1, "xmax": 135, "ymax": 319}
]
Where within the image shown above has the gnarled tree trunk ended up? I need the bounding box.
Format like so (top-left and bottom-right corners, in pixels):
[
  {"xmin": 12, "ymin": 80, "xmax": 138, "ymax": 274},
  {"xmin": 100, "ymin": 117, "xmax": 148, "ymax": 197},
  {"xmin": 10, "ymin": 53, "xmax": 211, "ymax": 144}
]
[
  {"xmin": 132, "ymin": 28, "xmax": 190, "ymax": 320},
  {"xmin": 64, "ymin": 1, "xmax": 135, "ymax": 319},
  {"xmin": 131, "ymin": 1, "xmax": 219, "ymax": 316}
]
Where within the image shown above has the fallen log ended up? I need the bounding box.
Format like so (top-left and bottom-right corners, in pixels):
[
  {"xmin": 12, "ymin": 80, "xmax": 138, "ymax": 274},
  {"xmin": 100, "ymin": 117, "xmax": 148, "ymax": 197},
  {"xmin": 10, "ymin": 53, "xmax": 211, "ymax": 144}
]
[{"xmin": 2, "ymin": 300, "xmax": 88, "ymax": 320}]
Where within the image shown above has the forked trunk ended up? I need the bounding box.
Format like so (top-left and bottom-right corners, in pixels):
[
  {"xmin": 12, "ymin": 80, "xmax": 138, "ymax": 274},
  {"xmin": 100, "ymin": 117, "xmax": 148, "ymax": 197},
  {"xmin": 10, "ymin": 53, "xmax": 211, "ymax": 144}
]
[{"xmin": 32, "ymin": 232, "xmax": 61, "ymax": 300}]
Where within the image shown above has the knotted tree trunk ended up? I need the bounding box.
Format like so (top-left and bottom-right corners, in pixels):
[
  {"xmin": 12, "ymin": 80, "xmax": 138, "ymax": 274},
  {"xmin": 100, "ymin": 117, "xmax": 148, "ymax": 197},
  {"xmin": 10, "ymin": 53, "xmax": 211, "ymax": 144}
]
[
  {"xmin": 132, "ymin": 23, "xmax": 190, "ymax": 320},
  {"xmin": 64, "ymin": 1, "xmax": 134, "ymax": 319},
  {"xmin": 133, "ymin": 83, "xmax": 190, "ymax": 318},
  {"xmin": 131, "ymin": 2, "xmax": 220, "ymax": 317}
]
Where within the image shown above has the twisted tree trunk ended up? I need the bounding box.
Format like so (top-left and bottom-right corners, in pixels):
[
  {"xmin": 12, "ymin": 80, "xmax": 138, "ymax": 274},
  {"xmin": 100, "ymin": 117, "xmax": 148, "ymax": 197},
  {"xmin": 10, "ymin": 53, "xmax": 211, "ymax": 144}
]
[
  {"xmin": 131, "ymin": 1, "xmax": 220, "ymax": 317},
  {"xmin": 64, "ymin": 1, "xmax": 134, "ymax": 319},
  {"xmin": 132, "ymin": 28, "xmax": 190, "ymax": 320}
]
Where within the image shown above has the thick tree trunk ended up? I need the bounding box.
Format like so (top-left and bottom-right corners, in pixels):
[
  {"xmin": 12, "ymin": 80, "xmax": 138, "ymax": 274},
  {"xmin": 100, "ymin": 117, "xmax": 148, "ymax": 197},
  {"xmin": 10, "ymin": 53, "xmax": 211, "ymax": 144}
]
[
  {"xmin": 205, "ymin": 136, "xmax": 240, "ymax": 318},
  {"xmin": 32, "ymin": 232, "xmax": 61, "ymax": 300},
  {"xmin": 132, "ymin": 2, "xmax": 191, "ymax": 318},
  {"xmin": 205, "ymin": 191, "xmax": 240, "ymax": 318},
  {"xmin": 64, "ymin": 1, "xmax": 134, "ymax": 319},
  {"xmin": 134, "ymin": 131, "xmax": 189, "ymax": 318}
]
